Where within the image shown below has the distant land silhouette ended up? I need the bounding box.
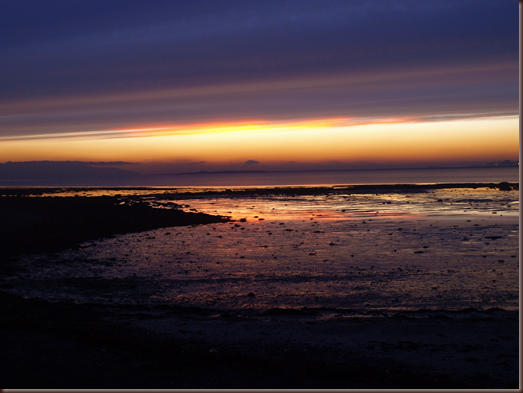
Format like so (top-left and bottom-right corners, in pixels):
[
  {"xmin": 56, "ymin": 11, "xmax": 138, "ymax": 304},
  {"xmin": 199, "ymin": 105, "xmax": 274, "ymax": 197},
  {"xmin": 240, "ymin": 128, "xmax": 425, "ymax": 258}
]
[
  {"xmin": 163, "ymin": 161, "xmax": 519, "ymax": 176},
  {"xmin": 0, "ymin": 160, "xmax": 517, "ymax": 181},
  {"xmin": 0, "ymin": 161, "xmax": 141, "ymax": 180},
  {"xmin": 485, "ymin": 160, "xmax": 518, "ymax": 167}
]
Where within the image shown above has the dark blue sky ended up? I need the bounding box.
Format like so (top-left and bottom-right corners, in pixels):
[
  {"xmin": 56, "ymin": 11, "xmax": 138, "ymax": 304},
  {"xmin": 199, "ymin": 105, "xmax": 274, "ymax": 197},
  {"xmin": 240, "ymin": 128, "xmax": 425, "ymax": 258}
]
[{"xmin": 0, "ymin": 0, "xmax": 518, "ymax": 139}]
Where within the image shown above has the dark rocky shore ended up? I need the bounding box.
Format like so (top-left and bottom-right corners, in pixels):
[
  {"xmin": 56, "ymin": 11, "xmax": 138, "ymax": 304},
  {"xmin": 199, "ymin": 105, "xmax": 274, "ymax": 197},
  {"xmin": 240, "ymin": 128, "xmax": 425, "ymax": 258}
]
[
  {"xmin": 0, "ymin": 188, "xmax": 519, "ymax": 389},
  {"xmin": 0, "ymin": 194, "xmax": 227, "ymax": 260}
]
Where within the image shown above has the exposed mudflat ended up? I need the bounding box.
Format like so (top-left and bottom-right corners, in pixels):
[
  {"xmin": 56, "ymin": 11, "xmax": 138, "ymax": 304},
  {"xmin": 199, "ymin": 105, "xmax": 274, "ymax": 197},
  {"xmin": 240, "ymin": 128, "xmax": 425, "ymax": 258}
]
[
  {"xmin": 0, "ymin": 184, "xmax": 519, "ymax": 388},
  {"xmin": 7, "ymin": 185, "xmax": 518, "ymax": 313}
]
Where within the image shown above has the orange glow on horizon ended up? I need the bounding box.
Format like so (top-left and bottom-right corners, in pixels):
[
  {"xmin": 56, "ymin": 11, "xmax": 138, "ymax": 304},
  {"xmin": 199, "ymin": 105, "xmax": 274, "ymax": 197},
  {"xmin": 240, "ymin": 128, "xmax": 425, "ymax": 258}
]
[{"xmin": 0, "ymin": 115, "xmax": 518, "ymax": 167}]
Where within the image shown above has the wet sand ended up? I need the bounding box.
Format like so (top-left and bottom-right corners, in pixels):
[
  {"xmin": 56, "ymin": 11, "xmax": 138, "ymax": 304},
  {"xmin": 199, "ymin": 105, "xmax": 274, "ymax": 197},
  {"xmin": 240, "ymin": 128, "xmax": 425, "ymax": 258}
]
[{"xmin": 0, "ymin": 184, "xmax": 519, "ymax": 389}]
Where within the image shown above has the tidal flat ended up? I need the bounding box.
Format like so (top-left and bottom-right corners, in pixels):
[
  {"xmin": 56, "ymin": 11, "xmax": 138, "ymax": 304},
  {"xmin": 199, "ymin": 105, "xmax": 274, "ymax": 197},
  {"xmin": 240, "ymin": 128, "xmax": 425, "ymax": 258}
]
[{"xmin": 0, "ymin": 183, "xmax": 519, "ymax": 388}]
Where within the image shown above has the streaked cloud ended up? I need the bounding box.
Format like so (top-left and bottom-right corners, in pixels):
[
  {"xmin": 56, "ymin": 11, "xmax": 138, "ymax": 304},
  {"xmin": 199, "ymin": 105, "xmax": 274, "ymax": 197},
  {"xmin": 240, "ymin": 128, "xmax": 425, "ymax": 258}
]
[{"xmin": 0, "ymin": 0, "xmax": 518, "ymax": 167}]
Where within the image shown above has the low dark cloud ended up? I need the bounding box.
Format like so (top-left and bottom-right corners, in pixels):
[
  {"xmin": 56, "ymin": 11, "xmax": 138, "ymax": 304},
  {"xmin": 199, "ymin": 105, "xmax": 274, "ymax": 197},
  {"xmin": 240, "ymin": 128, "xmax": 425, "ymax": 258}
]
[
  {"xmin": 0, "ymin": 161, "xmax": 140, "ymax": 180},
  {"xmin": 0, "ymin": 0, "xmax": 518, "ymax": 139},
  {"xmin": 81, "ymin": 161, "xmax": 136, "ymax": 166},
  {"xmin": 244, "ymin": 160, "xmax": 260, "ymax": 165}
]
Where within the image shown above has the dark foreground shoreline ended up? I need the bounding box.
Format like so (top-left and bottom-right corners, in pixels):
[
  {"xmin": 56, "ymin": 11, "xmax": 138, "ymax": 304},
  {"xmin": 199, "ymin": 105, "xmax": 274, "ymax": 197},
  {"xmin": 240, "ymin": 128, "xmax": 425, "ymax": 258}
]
[
  {"xmin": 0, "ymin": 185, "xmax": 519, "ymax": 389},
  {"xmin": 1, "ymin": 288, "xmax": 517, "ymax": 389}
]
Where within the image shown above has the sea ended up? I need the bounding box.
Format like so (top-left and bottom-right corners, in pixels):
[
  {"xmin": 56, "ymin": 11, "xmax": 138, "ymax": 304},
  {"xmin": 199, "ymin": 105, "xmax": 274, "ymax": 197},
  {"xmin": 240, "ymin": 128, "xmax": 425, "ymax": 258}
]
[
  {"xmin": 6, "ymin": 166, "xmax": 519, "ymax": 316},
  {"xmin": 0, "ymin": 166, "xmax": 519, "ymax": 188}
]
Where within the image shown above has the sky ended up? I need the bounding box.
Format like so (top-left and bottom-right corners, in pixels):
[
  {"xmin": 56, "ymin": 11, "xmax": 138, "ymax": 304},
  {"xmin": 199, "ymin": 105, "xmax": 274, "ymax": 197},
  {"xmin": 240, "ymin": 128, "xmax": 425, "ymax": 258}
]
[{"xmin": 0, "ymin": 0, "xmax": 519, "ymax": 174}]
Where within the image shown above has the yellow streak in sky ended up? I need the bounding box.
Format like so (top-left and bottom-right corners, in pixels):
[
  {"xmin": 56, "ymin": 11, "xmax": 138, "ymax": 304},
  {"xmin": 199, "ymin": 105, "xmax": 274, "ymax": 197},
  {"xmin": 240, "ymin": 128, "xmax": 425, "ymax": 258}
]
[
  {"xmin": 124, "ymin": 118, "xmax": 350, "ymax": 138},
  {"xmin": 0, "ymin": 116, "xmax": 518, "ymax": 165}
]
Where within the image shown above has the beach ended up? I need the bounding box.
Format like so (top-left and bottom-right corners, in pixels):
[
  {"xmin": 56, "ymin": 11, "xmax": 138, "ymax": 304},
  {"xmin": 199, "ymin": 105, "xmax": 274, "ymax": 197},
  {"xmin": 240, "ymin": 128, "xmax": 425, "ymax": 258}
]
[
  {"xmin": 2, "ymin": 0, "xmax": 519, "ymax": 388},
  {"xmin": 0, "ymin": 183, "xmax": 519, "ymax": 389}
]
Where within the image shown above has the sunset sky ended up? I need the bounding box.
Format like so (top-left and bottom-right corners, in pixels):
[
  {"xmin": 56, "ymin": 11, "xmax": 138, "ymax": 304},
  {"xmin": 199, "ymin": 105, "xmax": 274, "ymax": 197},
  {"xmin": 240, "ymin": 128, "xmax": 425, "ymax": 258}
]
[{"xmin": 0, "ymin": 0, "xmax": 519, "ymax": 174}]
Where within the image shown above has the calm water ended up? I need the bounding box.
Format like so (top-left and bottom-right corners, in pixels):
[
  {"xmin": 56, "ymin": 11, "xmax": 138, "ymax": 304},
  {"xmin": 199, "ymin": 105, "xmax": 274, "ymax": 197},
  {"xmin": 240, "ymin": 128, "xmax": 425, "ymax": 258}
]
[
  {"xmin": 9, "ymin": 185, "xmax": 519, "ymax": 315},
  {"xmin": 0, "ymin": 167, "xmax": 519, "ymax": 187}
]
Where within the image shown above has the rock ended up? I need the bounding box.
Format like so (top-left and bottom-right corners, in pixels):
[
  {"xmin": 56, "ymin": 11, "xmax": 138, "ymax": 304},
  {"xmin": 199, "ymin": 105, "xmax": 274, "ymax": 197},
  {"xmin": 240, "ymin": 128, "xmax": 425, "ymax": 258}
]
[{"xmin": 497, "ymin": 182, "xmax": 512, "ymax": 191}]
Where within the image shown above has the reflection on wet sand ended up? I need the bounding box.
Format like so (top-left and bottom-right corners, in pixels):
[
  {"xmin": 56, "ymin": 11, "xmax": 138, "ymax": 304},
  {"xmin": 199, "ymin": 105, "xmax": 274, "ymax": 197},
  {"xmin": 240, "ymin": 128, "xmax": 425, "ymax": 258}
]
[{"xmin": 9, "ymin": 185, "xmax": 518, "ymax": 315}]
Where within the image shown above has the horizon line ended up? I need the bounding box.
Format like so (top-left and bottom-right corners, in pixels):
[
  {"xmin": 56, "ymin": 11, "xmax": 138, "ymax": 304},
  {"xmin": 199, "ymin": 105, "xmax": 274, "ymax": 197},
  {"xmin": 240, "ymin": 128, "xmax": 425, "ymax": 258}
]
[{"xmin": 151, "ymin": 163, "xmax": 519, "ymax": 176}]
